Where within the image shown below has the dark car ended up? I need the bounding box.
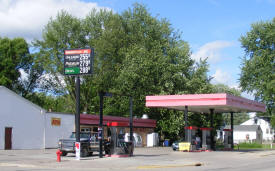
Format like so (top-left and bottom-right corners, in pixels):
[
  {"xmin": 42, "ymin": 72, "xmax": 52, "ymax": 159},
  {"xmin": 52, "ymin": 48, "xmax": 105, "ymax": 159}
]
[{"xmin": 58, "ymin": 132, "xmax": 103, "ymax": 157}]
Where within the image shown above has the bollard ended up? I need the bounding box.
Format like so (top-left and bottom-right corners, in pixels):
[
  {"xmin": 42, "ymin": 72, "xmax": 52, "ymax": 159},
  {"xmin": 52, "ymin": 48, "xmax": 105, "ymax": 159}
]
[{"xmin": 56, "ymin": 149, "xmax": 62, "ymax": 162}]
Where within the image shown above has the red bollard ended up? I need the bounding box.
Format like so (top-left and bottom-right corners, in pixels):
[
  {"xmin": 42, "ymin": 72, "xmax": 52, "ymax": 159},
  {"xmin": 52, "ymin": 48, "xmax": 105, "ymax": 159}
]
[{"xmin": 56, "ymin": 150, "xmax": 62, "ymax": 162}]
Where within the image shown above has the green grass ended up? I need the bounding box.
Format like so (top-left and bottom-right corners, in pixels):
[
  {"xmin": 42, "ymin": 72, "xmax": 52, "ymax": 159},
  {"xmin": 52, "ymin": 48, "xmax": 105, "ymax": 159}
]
[
  {"xmin": 215, "ymin": 144, "xmax": 225, "ymax": 149},
  {"xmin": 235, "ymin": 143, "xmax": 275, "ymax": 150}
]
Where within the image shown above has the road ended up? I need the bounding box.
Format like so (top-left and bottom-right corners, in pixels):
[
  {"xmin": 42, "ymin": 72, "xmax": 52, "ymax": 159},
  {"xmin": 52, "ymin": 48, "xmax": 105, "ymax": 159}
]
[{"xmin": 0, "ymin": 147, "xmax": 275, "ymax": 171}]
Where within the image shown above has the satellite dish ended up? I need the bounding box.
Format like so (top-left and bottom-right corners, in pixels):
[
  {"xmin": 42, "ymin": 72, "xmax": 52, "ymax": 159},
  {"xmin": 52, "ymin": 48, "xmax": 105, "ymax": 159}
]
[{"xmin": 141, "ymin": 114, "xmax": 148, "ymax": 119}]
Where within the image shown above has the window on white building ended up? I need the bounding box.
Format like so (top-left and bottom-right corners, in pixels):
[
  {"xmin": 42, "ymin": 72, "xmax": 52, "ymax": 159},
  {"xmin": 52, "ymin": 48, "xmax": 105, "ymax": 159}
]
[{"xmin": 266, "ymin": 128, "xmax": 269, "ymax": 134}]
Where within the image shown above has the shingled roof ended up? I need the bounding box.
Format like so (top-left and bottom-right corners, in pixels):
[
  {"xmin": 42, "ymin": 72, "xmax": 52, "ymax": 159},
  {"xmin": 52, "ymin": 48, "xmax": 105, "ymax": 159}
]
[{"xmin": 225, "ymin": 125, "xmax": 262, "ymax": 132}]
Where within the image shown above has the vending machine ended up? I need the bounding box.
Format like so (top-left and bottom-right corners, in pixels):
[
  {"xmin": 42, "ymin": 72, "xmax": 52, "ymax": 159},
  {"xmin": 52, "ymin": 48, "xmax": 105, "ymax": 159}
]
[{"xmin": 105, "ymin": 122, "xmax": 134, "ymax": 157}]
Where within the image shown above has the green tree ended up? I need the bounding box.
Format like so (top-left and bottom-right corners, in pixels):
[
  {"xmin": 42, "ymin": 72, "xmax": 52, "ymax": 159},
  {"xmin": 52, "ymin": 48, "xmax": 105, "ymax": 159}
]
[
  {"xmin": 34, "ymin": 4, "xmax": 213, "ymax": 139},
  {"xmin": 33, "ymin": 11, "xmax": 90, "ymax": 113},
  {"xmin": 239, "ymin": 18, "xmax": 275, "ymax": 117},
  {"xmin": 212, "ymin": 84, "xmax": 241, "ymax": 96},
  {"xmin": 0, "ymin": 37, "xmax": 32, "ymax": 91},
  {"xmin": 25, "ymin": 92, "xmax": 73, "ymax": 113},
  {"xmin": 0, "ymin": 37, "xmax": 46, "ymax": 104}
]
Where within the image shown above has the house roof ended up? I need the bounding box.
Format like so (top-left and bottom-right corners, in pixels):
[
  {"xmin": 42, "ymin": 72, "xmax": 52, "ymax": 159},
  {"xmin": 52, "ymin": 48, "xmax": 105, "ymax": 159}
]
[
  {"xmin": 80, "ymin": 114, "xmax": 156, "ymax": 128},
  {"xmin": 0, "ymin": 86, "xmax": 45, "ymax": 112},
  {"xmin": 225, "ymin": 125, "xmax": 262, "ymax": 132},
  {"xmin": 257, "ymin": 116, "xmax": 271, "ymax": 122},
  {"xmin": 146, "ymin": 93, "xmax": 266, "ymax": 113}
]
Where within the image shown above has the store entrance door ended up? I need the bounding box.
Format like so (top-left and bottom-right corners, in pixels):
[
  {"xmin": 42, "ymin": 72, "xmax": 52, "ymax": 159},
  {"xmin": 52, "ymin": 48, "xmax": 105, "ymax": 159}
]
[{"xmin": 5, "ymin": 127, "xmax": 12, "ymax": 150}]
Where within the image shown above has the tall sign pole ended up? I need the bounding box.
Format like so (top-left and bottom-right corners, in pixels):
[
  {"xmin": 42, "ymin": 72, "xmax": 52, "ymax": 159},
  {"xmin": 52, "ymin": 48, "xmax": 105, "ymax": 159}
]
[
  {"xmin": 64, "ymin": 48, "xmax": 93, "ymax": 160},
  {"xmin": 99, "ymin": 92, "xmax": 103, "ymax": 158},
  {"xmin": 75, "ymin": 76, "xmax": 80, "ymax": 143}
]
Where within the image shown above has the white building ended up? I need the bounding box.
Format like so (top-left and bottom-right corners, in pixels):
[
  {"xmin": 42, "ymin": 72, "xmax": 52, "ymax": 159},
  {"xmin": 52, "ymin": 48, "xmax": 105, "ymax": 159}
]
[
  {"xmin": 241, "ymin": 116, "xmax": 274, "ymax": 142},
  {"xmin": 223, "ymin": 125, "xmax": 263, "ymax": 144},
  {"xmin": 0, "ymin": 86, "xmax": 74, "ymax": 150}
]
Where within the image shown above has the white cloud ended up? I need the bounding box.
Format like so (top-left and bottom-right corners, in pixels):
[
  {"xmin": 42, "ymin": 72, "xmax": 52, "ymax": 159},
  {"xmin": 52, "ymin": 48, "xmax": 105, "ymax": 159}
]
[
  {"xmin": 211, "ymin": 69, "xmax": 256, "ymax": 100},
  {"xmin": 0, "ymin": 0, "xmax": 110, "ymax": 41},
  {"xmin": 211, "ymin": 69, "xmax": 232, "ymax": 85},
  {"xmin": 191, "ymin": 40, "xmax": 233, "ymax": 63}
]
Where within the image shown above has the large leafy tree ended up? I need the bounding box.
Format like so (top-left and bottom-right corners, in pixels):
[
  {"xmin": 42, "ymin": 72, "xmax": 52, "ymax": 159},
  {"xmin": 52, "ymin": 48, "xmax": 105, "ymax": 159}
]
[
  {"xmin": 0, "ymin": 37, "xmax": 32, "ymax": 91},
  {"xmin": 34, "ymin": 11, "xmax": 90, "ymax": 113},
  {"xmin": 239, "ymin": 18, "xmax": 275, "ymax": 118},
  {"xmin": 34, "ymin": 4, "xmax": 213, "ymax": 139}
]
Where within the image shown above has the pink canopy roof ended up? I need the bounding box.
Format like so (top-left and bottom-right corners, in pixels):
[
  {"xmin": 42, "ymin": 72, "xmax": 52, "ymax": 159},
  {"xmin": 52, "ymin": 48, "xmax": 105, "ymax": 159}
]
[{"xmin": 146, "ymin": 93, "xmax": 265, "ymax": 113}]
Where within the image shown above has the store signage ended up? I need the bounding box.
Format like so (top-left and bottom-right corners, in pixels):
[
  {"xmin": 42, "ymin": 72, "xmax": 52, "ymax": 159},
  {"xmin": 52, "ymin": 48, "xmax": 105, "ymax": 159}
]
[
  {"xmin": 51, "ymin": 118, "xmax": 61, "ymax": 126},
  {"xmin": 64, "ymin": 48, "xmax": 94, "ymax": 75}
]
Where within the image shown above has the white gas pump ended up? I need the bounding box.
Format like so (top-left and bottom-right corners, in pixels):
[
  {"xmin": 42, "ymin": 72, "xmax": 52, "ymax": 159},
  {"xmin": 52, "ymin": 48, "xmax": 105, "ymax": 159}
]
[
  {"xmin": 223, "ymin": 129, "xmax": 233, "ymax": 149},
  {"xmin": 200, "ymin": 128, "xmax": 212, "ymax": 150},
  {"xmin": 185, "ymin": 126, "xmax": 198, "ymax": 151},
  {"xmin": 106, "ymin": 122, "xmax": 134, "ymax": 157}
]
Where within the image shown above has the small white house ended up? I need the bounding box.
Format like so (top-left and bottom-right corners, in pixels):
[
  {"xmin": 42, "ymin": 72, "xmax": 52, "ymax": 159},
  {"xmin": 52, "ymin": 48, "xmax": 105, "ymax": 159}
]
[
  {"xmin": 217, "ymin": 125, "xmax": 263, "ymax": 144},
  {"xmin": 241, "ymin": 116, "xmax": 274, "ymax": 142},
  {"xmin": 0, "ymin": 86, "xmax": 74, "ymax": 149},
  {"xmin": 224, "ymin": 125, "xmax": 263, "ymax": 144}
]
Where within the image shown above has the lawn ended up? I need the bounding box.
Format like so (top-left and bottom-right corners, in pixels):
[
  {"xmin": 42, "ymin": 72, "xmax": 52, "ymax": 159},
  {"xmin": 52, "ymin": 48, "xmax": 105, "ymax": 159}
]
[{"xmin": 234, "ymin": 143, "xmax": 275, "ymax": 150}]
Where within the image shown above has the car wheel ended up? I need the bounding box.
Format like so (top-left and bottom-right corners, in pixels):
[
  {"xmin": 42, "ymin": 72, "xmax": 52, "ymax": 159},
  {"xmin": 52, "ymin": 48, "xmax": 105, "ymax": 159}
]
[
  {"xmin": 61, "ymin": 151, "xmax": 67, "ymax": 156},
  {"xmin": 89, "ymin": 152, "xmax": 93, "ymax": 156},
  {"xmin": 81, "ymin": 148, "xmax": 89, "ymax": 157}
]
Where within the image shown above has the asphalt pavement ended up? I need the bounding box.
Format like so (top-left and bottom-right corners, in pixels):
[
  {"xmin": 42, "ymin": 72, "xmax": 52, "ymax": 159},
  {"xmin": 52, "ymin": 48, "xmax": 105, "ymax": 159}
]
[{"xmin": 0, "ymin": 147, "xmax": 275, "ymax": 171}]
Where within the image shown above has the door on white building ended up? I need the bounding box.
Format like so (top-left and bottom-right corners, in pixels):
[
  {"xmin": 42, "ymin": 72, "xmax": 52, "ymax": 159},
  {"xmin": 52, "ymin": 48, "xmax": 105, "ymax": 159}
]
[{"xmin": 5, "ymin": 127, "xmax": 12, "ymax": 150}]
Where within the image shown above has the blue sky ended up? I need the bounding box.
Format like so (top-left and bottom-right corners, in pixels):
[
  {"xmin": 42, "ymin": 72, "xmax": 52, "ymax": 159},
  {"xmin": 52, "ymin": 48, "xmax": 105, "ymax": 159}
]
[{"xmin": 1, "ymin": 0, "xmax": 274, "ymax": 99}]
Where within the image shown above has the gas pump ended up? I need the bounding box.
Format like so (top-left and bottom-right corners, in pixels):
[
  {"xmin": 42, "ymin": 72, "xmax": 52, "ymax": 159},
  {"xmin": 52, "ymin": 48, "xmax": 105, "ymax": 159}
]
[
  {"xmin": 185, "ymin": 126, "xmax": 198, "ymax": 151},
  {"xmin": 200, "ymin": 128, "xmax": 212, "ymax": 150},
  {"xmin": 106, "ymin": 122, "xmax": 134, "ymax": 157},
  {"xmin": 223, "ymin": 129, "xmax": 233, "ymax": 149}
]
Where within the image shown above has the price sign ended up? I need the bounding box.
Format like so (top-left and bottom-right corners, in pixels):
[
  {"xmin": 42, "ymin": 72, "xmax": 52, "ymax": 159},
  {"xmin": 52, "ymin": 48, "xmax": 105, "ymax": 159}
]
[{"xmin": 64, "ymin": 48, "xmax": 93, "ymax": 75}]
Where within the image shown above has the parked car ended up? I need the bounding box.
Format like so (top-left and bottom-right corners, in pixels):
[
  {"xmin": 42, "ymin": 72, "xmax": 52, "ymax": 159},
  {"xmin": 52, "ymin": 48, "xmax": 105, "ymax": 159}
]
[
  {"xmin": 172, "ymin": 139, "xmax": 184, "ymax": 151},
  {"xmin": 172, "ymin": 141, "xmax": 179, "ymax": 151},
  {"xmin": 58, "ymin": 132, "xmax": 106, "ymax": 157}
]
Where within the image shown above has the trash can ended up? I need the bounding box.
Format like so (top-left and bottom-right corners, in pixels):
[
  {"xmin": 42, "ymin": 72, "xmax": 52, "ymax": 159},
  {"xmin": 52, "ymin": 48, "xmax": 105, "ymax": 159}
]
[{"xmin": 164, "ymin": 139, "xmax": 169, "ymax": 147}]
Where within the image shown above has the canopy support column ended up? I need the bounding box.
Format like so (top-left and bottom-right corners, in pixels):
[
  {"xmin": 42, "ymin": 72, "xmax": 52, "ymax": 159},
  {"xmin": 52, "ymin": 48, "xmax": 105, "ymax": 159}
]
[
  {"xmin": 210, "ymin": 109, "xmax": 214, "ymax": 150},
  {"xmin": 129, "ymin": 96, "xmax": 133, "ymax": 156},
  {"xmin": 231, "ymin": 112, "xmax": 234, "ymax": 150},
  {"xmin": 184, "ymin": 106, "xmax": 188, "ymax": 141}
]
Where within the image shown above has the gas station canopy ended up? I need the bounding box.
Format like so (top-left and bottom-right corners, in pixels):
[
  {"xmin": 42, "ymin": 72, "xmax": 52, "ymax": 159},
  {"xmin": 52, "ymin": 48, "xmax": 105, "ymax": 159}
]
[{"xmin": 146, "ymin": 93, "xmax": 265, "ymax": 113}]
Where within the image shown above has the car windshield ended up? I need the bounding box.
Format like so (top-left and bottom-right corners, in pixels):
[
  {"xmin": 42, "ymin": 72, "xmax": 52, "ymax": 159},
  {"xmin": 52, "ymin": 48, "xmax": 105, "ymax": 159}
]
[
  {"xmin": 70, "ymin": 133, "xmax": 90, "ymax": 139},
  {"xmin": 174, "ymin": 139, "xmax": 184, "ymax": 144}
]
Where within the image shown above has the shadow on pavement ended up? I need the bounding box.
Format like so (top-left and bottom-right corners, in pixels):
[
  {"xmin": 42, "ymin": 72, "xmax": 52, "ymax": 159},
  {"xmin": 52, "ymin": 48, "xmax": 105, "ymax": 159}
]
[{"xmin": 133, "ymin": 154, "xmax": 167, "ymax": 157}]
